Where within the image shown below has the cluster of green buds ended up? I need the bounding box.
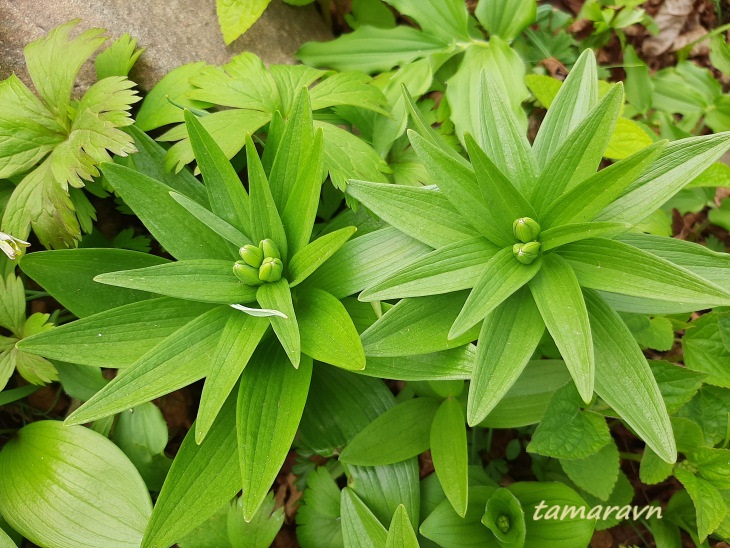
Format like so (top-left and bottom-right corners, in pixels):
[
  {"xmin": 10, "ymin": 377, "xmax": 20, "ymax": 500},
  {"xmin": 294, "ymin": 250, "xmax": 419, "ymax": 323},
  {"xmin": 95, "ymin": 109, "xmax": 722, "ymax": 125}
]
[
  {"xmin": 233, "ymin": 239, "xmax": 284, "ymax": 285},
  {"xmin": 511, "ymin": 217, "xmax": 541, "ymax": 265}
]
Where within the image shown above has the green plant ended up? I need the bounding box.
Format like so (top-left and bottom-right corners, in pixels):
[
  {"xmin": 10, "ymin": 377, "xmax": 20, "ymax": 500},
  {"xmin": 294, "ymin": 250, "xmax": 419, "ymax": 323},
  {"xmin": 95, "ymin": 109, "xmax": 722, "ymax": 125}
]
[
  {"xmin": 348, "ymin": 49, "xmax": 730, "ymax": 466},
  {"xmin": 0, "ymin": 21, "xmax": 142, "ymax": 248}
]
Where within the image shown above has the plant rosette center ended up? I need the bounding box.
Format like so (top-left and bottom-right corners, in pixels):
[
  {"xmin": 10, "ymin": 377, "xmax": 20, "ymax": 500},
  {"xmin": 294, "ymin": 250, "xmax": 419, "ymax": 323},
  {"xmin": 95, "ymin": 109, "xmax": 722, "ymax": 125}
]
[
  {"xmin": 512, "ymin": 217, "xmax": 542, "ymax": 264},
  {"xmin": 233, "ymin": 239, "xmax": 284, "ymax": 285}
]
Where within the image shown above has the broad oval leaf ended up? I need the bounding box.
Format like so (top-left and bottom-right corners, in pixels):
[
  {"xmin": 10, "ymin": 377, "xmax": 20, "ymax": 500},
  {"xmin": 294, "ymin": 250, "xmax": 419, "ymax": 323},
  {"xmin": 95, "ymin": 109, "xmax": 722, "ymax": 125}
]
[{"xmin": 0, "ymin": 421, "xmax": 151, "ymax": 548}]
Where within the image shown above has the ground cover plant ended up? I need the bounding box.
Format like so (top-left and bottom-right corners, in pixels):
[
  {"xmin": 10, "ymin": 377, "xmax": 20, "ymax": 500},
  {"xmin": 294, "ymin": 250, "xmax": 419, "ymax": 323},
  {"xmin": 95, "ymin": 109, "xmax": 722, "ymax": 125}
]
[{"xmin": 1, "ymin": 1, "xmax": 730, "ymax": 547}]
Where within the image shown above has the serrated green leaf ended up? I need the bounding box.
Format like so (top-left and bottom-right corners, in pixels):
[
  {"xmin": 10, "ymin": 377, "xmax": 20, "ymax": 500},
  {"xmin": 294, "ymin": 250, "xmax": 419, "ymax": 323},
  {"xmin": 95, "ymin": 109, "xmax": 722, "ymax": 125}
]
[
  {"xmin": 340, "ymin": 397, "xmax": 441, "ymax": 466},
  {"xmin": 0, "ymin": 421, "xmax": 151, "ymax": 548},
  {"xmin": 674, "ymin": 468, "xmax": 726, "ymax": 542},
  {"xmin": 296, "ymin": 287, "xmax": 365, "ymax": 370},
  {"xmin": 430, "ymin": 399, "xmax": 468, "ymax": 518},
  {"xmin": 529, "ymin": 253, "xmax": 594, "ymax": 402},
  {"xmin": 450, "ymin": 248, "xmax": 541, "ymax": 339},
  {"xmin": 297, "ymin": 467, "xmax": 343, "ymax": 548},
  {"xmin": 95, "ymin": 34, "xmax": 143, "ymax": 79},
  {"xmin": 216, "ymin": 0, "xmax": 271, "ymax": 44},
  {"xmin": 256, "ymin": 280, "xmax": 299, "ymax": 367},
  {"xmin": 237, "ymin": 341, "xmax": 312, "ymax": 519},
  {"xmin": 66, "ymin": 306, "xmax": 231, "ymax": 425},
  {"xmin": 560, "ymin": 442, "xmax": 619, "ymax": 501},
  {"xmin": 649, "ymin": 360, "xmax": 705, "ymax": 414},
  {"xmin": 468, "ymin": 287, "xmax": 544, "ymax": 425},
  {"xmin": 17, "ymin": 297, "xmax": 214, "ymax": 368},
  {"xmin": 585, "ymin": 290, "xmax": 676, "ymax": 463},
  {"xmin": 196, "ymin": 312, "xmax": 269, "ymax": 444},
  {"xmin": 95, "ymin": 260, "xmax": 257, "ymax": 304},
  {"xmin": 684, "ymin": 312, "xmax": 730, "ymax": 388}
]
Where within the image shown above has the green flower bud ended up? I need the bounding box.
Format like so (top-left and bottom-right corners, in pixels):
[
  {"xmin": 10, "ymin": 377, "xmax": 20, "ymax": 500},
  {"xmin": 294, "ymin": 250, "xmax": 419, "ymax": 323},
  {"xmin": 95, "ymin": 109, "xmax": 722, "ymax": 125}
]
[
  {"xmin": 512, "ymin": 241, "xmax": 541, "ymax": 265},
  {"xmin": 259, "ymin": 239, "xmax": 281, "ymax": 260},
  {"xmin": 496, "ymin": 515, "xmax": 510, "ymax": 534},
  {"xmin": 512, "ymin": 217, "xmax": 541, "ymax": 243},
  {"xmin": 259, "ymin": 257, "xmax": 284, "ymax": 283},
  {"xmin": 233, "ymin": 261, "xmax": 263, "ymax": 286},
  {"xmin": 239, "ymin": 244, "xmax": 264, "ymax": 267}
]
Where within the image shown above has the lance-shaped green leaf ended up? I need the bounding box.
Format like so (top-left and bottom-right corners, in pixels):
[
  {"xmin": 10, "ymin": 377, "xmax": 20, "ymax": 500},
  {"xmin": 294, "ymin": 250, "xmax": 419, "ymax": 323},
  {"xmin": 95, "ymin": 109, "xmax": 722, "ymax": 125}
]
[
  {"xmin": 386, "ymin": 504, "xmax": 419, "ymax": 548},
  {"xmin": 66, "ymin": 306, "xmax": 231, "ymax": 425},
  {"xmin": 542, "ymin": 141, "xmax": 666, "ymax": 227},
  {"xmin": 281, "ymin": 128, "xmax": 324, "ymax": 256},
  {"xmin": 533, "ymin": 84, "xmax": 623, "ymax": 211},
  {"xmin": 170, "ymin": 191, "xmax": 252, "ymax": 247},
  {"xmin": 408, "ymin": 131, "xmax": 501, "ymax": 244},
  {"xmin": 532, "ymin": 49, "xmax": 598, "ymax": 168},
  {"xmin": 256, "ymin": 279, "xmax": 299, "ymax": 367},
  {"xmin": 560, "ymin": 239, "xmax": 730, "ymax": 308},
  {"xmin": 430, "ymin": 398, "xmax": 469, "ymax": 518},
  {"xmin": 468, "ymin": 288, "xmax": 544, "ymax": 425},
  {"xmin": 288, "ymin": 227, "xmax": 357, "ymax": 287},
  {"xmin": 17, "ymin": 297, "xmax": 214, "ymax": 368},
  {"xmin": 347, "ymin": 180, "xmax": 480, "ymax": 249},
  {"xmin": 362, "ymin": 345, "xmax": 474, "ymax": 381},
  {"xmin": 540, "ymin": 222, "xmax": 630, "ymax": 252},
  {"xmin": 95, "ymin": 260, "xmax": 257, "ymax": 304},
  {"xmin": 360, "ymin": 237, "xmax": 498, "ymax": 301},
  {"xmin": 195, "ymin": 312, "xmax": 269, "ymax": 444},
  {"xmin": 340, "ymin": 488, "xmax": 389, "ymax": 548},
  {"xmin": 476, "ymin": 70, "xmax": 537, "ymax": 193},
  {"xmin": 465, "ymin": 133, "xmax": 536, "ymax": 245},
  {"xmin": 0, "ymin": 421, "xmax": 151, "ymax": 548},
  {"xmin": 297, "ymin": 287, "xmax": 365, "ymax": 370},
  {"xmin": 597, "ymin": 132, "xmax": 730, "ymax": 225},
  {"xmin": 237, "ymin": 342, "xmax": 312, "ymax": 520},
  {"xmin": 102, "ymin": 162, "xmax": 231, "ymax": 260},
  {"xmin": 143, "ymin": 392, "xmax": 240, "ymax": 548},
  {"xmin": 450, "ymin": 248, "xmax": 542, "ymax": 339},
  {"xmin": 385, "ymin": 0, "xmax": 470, "ymax": 42},
  {"xmin": 184, "ymin": 110, "xmax": 250, "ymax": 234},
  {"xmin": 339, "ymin": 397, "xmax": 441, "ymax": 466},
  {"xmin": 585, "ymin": 290, "xmax": 676, "ymax": 463},
  {"xmin": 245, "ymin": 134, "xmax": 288, "ymax": 262},
  {"xmin": 529, "ymin": 253, "xmax": 594, "ymax": 403},
  {"xmin": 302, "ymin": 227, "xmax": 430, "ymax": 299},
  {"xmin": 268, "ymin": 87, "xmax": 313, "ymax": 211},
  {"xmin": 20, "ymin": 249, "xmax": 169, "ymax": 317},
  {"xmin": 362, "ymin": 292, "xmax": 481, "ymax": 357}
]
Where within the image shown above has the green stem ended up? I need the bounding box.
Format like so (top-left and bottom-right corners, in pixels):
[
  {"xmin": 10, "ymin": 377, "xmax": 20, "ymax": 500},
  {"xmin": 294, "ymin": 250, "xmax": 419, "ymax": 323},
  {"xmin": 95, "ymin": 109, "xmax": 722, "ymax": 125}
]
[{"xmin": 619, "ymin": 451, "xmax": 642, "ymax": 462}]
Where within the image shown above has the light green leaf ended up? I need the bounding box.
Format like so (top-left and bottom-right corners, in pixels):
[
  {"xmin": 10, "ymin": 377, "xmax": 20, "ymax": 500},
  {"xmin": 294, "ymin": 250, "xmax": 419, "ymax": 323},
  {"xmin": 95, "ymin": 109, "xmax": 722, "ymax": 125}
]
[
  {"xmin": 561, "ymin": 442, "xmax": 619, "ymax": 501},
  {"xmin": 297, "ymin": 287, "xmax": 365, "ymax": 370},
  {"xmin": 585, "ymin": 290, "xmax": 676, "ymax": 463},
  {"xmin": 430, "ymin": 398, "xmax": 469, "ymax": 518},
  {"xmin": 385, "ymin": 504, "xmax": 419, "ymax": 548},
  {"xmin": 605, "ymin": 118, "xmax": 654, "ymax": 160},
  {"xmin": 623, "ymin": 45, "xmax": 653, "ymax": 114},
  {"xmin": 216, "ymin": 0, "xmax": 271, "ymax": 45},
  {"xmin": 0, "ymin": 421, "xmax": 151, "ymax": 548},
  {"xmin": 196, "ymin": 312, "xmax": 269, "ymax": 444},
  {"xmin": 684, "ymin": 312, "xmax": 730, "ymax": 388},
  {"xmin": 385, "ymin": 0, "xmax": 470, "ymax": 41},
  {"xmin": 450, "ymin": 248, "xmax": 541, "ymax": 339},
  {"xmin": 256, "ymin": 279, "xmax": 299, "ymax": 367},
  {"xmin": 360, "ymin": 237, "xmax": 498, "ymax": 301},
  {"xmin": 237, "ymin": 343, "xmax": 312, "ymax": 519},
  {"xmin": 17, "ymin": 297, "xmax": 214, "ymax": 368},
  {"xmin": 649, "ymin": 360, "xmax": 705, "ymax": 414},
  {"xmin": 339, "ymin": 397, "xmax": 441, "ymax": 466},
  {"xmin": 0, "ymin": 274, "xmax": 24, "ymax": 336},
  {"xmin": 170, "ymin": 191, "xmax": 251, "ymax": 247},
  {"xmin": 674, "ymin": 468, "xmax": 726, "ymax": 542},
  {"xmin": 297, "ymin": 467, "xmax": 343, "ymax": 548},
  {"xmin": 560, "ymin": 239, "xmax": 730, "ymax": 309},
  {"xmin": 297, "ymin": 26, "xmax": 448, "ymax": 74},
  {"xmin": 288, "ymin": 227, "xmax": 357, "ymax": 287},
  {"xmin": 309, "ymin": 71, "xmax": 389, "ymax": 115},
  {"xmin": 95, "ymin": 260, "xmax": 257, "ymax": 304},
  {"xmin": 420, "ymin": 486, "xmax": 499, "ymax": 547},
  {"xmin": 468, "ymin": 287, "xmax": 544, "ymax": 425},
  {"xmin": 95, "ymin": 34, "xmax": 143, "ymax": 79},
  {"xmin": 185, "ymin": 110, "xmax": 250, "ymax": 234},
  {"xmin": 481, "ymin": 488, "xmax": 525, "ymax": 546},
  {"xmin": 475, "ymin": 0, "xmax": 536, "ymax": 41},
  {"xmin": 361, "ymin": 345, "xmax": 474, "ymax": 381},
  {"xmin": 540, "ymin": 222, "xmax": 629, "ymax": 251},
  {"xmin": 143, "ymin": 392, "xmax": 240, "ymax": 548},
  {"xmin": 532, "ymin": 49, "xmax": 598, "ymax": 168},
  {"xmin": 527, "ymin": 383, "xmax": 611, "ymax": 460},
  {"xmin": 347, "ymin": 180, "xmax": 481, "ymax": 249},
  {"xmin": 102, "ymin": 162, "xmax": 231, "ymax": 260},
  {"xmin": 341, "ymin": 488, "xmax": 389, "ymax": 548},
  {"xmin": 228, "ymin": 492, "xmax": 284, "ymax": 548},
  {"xmin": 361, "ymin": 292, "xmax": 481, "ymax": 357},
  {"xmin": 66, "ymin": 306, "xmax": 231, "ymax": 425}
]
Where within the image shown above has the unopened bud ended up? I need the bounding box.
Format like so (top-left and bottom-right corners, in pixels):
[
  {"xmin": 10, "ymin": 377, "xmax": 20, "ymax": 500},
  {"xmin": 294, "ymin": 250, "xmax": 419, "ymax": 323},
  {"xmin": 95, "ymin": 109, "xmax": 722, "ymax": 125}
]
[
  {"xmin": 513, "ymin": 241, "xmax": 541, "ymax": 265},
  {"xmin": 259, "ymin": 239, "xmax": 281, "ymax": 260},
  {"xmin": 512, "ymin": 217, "xmax": 541, "ymax": 243},
  {"xmin": 239, "ymin": 244, "xmax": 263, "ymax": 268},
  {"xmin": 259, "ymin": 257, "xmax": 283, "ymax": 282},
  {"xmin": 233, "ymin": 261, "xmax": 263, "ymax": 285}
]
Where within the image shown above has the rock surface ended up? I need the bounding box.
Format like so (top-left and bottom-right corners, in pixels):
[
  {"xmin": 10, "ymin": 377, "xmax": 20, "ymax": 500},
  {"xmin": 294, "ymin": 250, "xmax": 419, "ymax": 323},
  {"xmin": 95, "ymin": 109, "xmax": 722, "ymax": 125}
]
[{"xmin": 0, "ymin": 0, "xmax": 332, "ymax": 91}]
